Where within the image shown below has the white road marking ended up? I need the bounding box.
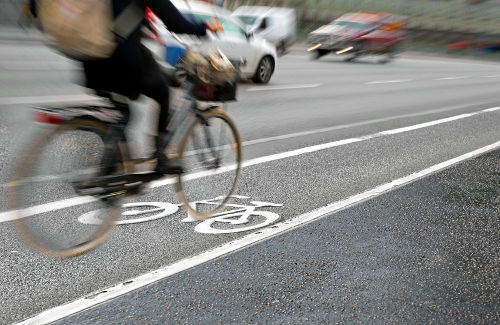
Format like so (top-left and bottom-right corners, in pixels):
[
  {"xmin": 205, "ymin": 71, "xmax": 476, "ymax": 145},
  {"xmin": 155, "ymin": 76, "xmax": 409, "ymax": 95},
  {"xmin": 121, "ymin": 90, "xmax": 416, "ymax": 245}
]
[
  {"xmin": 0, "ymin": 101, "xmax": 490, "ymax": 190},
  {"xmin": 0, "ymin": 196, "xmax": 95, "ymax": 223},
  {"xmin": 483, "ymin": 107, "xmax": 500, "ymax": 113},
  {"xmin": 15, "ymin": 140, "xmax": 500, "ymax": 325},
  {"xmin": 434, "ymin": 76, "xmax": 468, "ymax": 80},
  {"xmin": 1, "ymin": 106, "xmax": 499, "ymax": 224},
  {"xmin": 480, "ymin": 75, "xmax": 500, "ymax": 78},
  {"xmin": 78, "ymin": 202, "xmax": 179, "ymax": 225},
  {"xmin": 365, "ymin": 79, "xmax": 413, "ymax": 85},
  {"xmin": 247, "ymin": 84, "xmax": 321, "ymax": 91},
  {"xmin": 0, "ymin": 94, "xmax": 99, "ymax": 106},
  {"xmin": 181, "ymin": 197, "xmax": 283, "ymax": 234},
  {"xmin": 240, "ymin": 102, "xmax": 491, "ymax": 147},
  {"xmin": 380, "ymin": 113, "xmax": 474, "ymax": 135}
]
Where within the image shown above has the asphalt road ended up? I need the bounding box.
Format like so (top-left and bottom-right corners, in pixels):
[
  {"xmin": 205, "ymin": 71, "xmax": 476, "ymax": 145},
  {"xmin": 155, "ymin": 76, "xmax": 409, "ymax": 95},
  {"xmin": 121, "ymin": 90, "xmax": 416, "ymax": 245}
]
[
  {"xmin": 0, "ymin": 42, "xmax": 499, "ymax": 324},
  {"xmin": 57, "ymin": 148, "xmax": 500, "ymax": 325}
]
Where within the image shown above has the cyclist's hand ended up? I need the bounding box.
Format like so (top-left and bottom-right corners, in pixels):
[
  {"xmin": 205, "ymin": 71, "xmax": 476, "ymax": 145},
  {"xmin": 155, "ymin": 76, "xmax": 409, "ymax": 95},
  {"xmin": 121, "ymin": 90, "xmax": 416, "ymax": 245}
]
[{"xmin": 206, "ymin": 18, "xmax": 223, "ymax": 33}]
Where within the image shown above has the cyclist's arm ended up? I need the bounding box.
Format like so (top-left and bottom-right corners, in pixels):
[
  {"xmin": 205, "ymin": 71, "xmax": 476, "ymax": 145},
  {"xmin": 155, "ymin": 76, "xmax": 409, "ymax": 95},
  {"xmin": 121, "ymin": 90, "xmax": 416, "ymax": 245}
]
[{"xmin": 146, "ymin": 0, "xmax": 207, "ymax": 36}]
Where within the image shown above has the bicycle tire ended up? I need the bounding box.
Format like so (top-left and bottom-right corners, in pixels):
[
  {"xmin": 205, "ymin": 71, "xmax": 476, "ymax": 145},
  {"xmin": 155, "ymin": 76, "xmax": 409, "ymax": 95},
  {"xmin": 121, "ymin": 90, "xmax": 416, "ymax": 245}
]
[
  {"xmin": 8, "ymin": 118, "xmax": 125, "ymax": 258},
  {"xmin": 175, "ymin": 108, "xmax": 242, "ymax": 219}
]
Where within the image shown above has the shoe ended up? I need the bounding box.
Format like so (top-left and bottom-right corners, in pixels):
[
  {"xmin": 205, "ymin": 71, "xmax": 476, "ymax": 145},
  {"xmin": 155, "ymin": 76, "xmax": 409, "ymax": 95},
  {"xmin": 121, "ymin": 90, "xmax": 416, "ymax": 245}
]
[
  {"xmin": 155, "ymin": 154, "xmax": 183, "ymax": 174},
  {"xmin": 148, "ymin": 132, "xmax": 182, "ymax": 174}
]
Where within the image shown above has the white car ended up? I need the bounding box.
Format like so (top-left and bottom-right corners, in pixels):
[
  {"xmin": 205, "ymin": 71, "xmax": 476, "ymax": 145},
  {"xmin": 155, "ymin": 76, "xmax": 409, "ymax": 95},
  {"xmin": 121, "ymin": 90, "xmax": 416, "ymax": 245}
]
[
  {"xmin": 143, "ymin": 0, "xmax": 277, "ymax": 84},
  {"xmin": 232, "ymin": 6, "xmax": 296, "ymax": 55}
]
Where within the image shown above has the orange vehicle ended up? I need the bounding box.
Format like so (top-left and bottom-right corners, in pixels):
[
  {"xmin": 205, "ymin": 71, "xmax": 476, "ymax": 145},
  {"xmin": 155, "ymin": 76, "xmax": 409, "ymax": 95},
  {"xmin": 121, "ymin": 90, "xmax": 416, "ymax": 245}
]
[{"xmin": 307, "ymin": 11, "xmax": 407, "ymax": 62}]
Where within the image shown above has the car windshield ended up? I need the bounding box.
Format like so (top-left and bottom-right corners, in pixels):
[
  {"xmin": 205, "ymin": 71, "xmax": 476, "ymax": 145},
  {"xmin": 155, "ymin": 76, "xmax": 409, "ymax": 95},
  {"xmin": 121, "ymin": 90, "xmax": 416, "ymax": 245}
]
[
  {"xmin": 329, "ymin": 20, "xmax": 370, "ymax": 30},
  {"xmin": 236, "ymin": 15, "xmax": 257, "ymax": 26},
  {"xmin": 182, "ymin": 12, "xmax": 246, "ymax": 38}
]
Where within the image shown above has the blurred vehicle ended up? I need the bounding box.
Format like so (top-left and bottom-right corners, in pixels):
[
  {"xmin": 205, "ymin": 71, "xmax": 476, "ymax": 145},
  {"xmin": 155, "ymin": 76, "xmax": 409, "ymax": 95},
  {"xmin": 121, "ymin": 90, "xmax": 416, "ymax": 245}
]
[
  {"xmin": 446, "ymin": 34, "xmax": 500, "ymax": 53},
  {"xmin": 143, "ymin": 0, "xmax": 277, "ymax": 84},
  {"xmin": 231, "ymin": 6, "xmax": 296, "ymax": 54},
  {"xmin": 307, "ymin": 11, "xmax": 407, "ymax": 62}
]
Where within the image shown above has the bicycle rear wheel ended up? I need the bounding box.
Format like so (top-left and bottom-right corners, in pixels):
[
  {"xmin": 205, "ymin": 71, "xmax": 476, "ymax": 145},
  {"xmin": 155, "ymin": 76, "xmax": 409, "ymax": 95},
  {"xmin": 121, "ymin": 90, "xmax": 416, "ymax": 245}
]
[
  {"xmin": 8, "ymin": 119, "xmax": 124, "ymax": 258},
  {"xmin": 175, "ymin": 108, "xmax": 242, "ymax": 219}
]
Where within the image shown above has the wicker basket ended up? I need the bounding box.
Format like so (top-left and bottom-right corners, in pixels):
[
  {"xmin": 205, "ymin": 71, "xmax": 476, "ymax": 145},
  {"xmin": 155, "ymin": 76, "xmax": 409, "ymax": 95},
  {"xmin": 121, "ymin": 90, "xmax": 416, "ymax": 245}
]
[{"xmin": 183, "ymin": 49, "xmax": 238, "ymax": 102}]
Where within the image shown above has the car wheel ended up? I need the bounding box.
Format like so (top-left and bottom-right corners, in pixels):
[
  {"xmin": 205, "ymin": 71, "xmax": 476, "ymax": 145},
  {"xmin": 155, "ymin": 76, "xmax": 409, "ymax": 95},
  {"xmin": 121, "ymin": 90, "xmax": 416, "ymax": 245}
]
[
  {"xmin": 312, "ymin": 49, "xmax": 329, "ymax": 60},
  {"xmin": 252, "ymin": 56, "xmax": 274, "ymax": 84},
  {"xmin": 277, "ymin": 41, "xmax": 287, "ymax": 56},
  {"xmin": 378, "ymin": 54, "xmax": 391, "ymax": 64},
  {"xmin": 344, "ymin": 52, "xmax": 359, "ymax": 62}
]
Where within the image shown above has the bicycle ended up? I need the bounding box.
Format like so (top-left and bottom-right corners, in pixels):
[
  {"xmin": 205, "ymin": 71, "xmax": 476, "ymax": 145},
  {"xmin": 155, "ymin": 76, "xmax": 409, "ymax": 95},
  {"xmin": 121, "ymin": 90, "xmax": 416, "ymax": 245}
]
[{"xmin": 7, "ymin": 49, "xmax": 243, "ymax": 258}]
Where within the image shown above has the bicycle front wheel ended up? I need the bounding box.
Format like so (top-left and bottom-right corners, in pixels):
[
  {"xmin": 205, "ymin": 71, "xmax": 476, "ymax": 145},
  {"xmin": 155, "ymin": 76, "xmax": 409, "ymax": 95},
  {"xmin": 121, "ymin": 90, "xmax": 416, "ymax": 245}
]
[
  {"xmin": 8, "ymin": 119, "xmax": 124, "ymax": 258},
  {"xmin": 175, "ymin": 108, "xmax": 242, "ymax": 219}
]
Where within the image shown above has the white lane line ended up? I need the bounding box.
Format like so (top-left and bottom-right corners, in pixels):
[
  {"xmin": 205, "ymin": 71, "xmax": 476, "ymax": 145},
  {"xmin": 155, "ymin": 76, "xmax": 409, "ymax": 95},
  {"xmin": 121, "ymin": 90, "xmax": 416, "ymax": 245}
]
[
  {"xmin": 365, "ymin": 79, "xmax": 413, "ymax": 85},
  {"xmin": 434, "ymin": 76, "xmax": 469, "ymax": 80},
  {"xmin": 1, "ymin": 106, "xmax": 500, "ymax": 224},
  {"xmin": 0, "ymin": 101, "xmax": 484, "ymax": 190},
  {"xmin": 240, "ymin": 102, "xmax": 491, "ymax": 147},
  {"xmin": 483, "ymin": 107, "xmax": 500, "ymax": 112},
  {"xmin": 0, "ymin": 197, "xmax": 95, "ymax": 224},
  {"xmin": 480, "ymin": 75, "xmax": 500, "ymax": 78},
  {"xmin": 380, "ymin": 113, "xmax": 474, "ymax": 135},
  {"xmin": 0, "ymin": 94, "xmax": 99, "ymax": 106},
  {"xmin": 0, "ymin": 197, "xmax": 96, "ymax": 223},
  {"xmin": 247, "ymin": 84, "xmax": 321, "ymax": 91},
  {"xmin": 15, "ymin": 140, "xmax": 500, "ymax": 325}
]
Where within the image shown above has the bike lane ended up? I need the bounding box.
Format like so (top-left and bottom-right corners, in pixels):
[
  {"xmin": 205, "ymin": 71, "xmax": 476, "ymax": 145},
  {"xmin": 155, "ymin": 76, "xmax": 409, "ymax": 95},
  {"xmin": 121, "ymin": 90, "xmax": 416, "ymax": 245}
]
[
  {"xmin": 53, "ymin": 147, "xmax": 500, "ymax": 324},
  {"xmin": 3, "ymin": 111, "xmax": 500, "ymax": 324}
]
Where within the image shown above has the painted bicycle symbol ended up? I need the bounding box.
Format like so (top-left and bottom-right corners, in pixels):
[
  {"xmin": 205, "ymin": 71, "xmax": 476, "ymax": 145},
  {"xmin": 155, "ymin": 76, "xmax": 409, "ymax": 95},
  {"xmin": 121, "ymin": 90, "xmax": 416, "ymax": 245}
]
[
  {"xmin": 181, "ymin": 195, "xmax": 282, "ymax": 234},
  {"xmin": 78, "ymin": 195, "xmax": 282, "ymax": 234}
]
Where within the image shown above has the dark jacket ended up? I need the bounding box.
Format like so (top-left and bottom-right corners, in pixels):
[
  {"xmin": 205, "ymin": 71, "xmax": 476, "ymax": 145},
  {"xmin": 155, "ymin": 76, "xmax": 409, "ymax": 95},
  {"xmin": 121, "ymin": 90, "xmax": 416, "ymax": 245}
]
[
  {"xmin": 82, "ymin": 0, "xmax": 206, "ymax": 98},
  {"xmin": 30, "ymin": 0, "xmax": 206, "ymax": 97}
]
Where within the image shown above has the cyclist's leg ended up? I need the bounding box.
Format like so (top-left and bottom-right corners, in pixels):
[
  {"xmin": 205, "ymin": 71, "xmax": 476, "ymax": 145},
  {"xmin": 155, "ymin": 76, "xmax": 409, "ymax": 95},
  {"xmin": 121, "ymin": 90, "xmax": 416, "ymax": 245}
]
[
  {"xmin": 137, "ymin": 57, "xmax": 171, "ymax": 135},
  {"xmin": 138, "ymin": 45, "xmax": 181, "ymax": 174},
  {"xmin": 96, "ymin": 91, "xmax": 131, "ymax": 175}
]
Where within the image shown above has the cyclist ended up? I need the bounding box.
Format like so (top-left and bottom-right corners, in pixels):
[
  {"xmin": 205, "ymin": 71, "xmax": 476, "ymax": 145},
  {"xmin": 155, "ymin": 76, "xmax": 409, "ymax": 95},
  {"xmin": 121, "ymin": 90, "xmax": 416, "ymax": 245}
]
[{"xmin": 29, "ymin": 0, "xmax": 222, "ymax": 174}]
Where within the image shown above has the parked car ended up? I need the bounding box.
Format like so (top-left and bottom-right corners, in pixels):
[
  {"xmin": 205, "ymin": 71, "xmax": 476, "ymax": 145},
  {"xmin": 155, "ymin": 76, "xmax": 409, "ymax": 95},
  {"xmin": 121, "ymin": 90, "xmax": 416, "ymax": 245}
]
[
  {"xmin": 231, "ymin": 6, "xmax": 296, "ymax": 54},
  {"xmin": 143, "ymin": 0, "xmax": 277, "ymax": 84},
  {"xmin": 307, "ymin": 11, "xmax": 407, "ymax": 62}
]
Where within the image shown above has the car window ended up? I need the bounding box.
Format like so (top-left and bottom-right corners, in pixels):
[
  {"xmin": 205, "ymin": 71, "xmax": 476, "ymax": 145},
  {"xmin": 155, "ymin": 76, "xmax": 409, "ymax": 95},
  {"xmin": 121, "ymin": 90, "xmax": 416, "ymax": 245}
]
[
  {"xmin": 329, "ymin": 20, "xmax": 371, "ymax": 30},
  {"xmin": 184, "ymin": 12, "xmax": 212, "ymax": 26},
  {"xmin": 184, "ymin": 13, "xmax": 246, "ymax": 38},
  {"xmin": 236, "ymin": 15, "xmax": 257, "ymax": 26},
  {"xmin": 220, "ymin": 18, "xmax": 246, "ymax": 38},
  {"xmin": 258, "ymin": 17, "xmax": 268, "ymax": 30}
]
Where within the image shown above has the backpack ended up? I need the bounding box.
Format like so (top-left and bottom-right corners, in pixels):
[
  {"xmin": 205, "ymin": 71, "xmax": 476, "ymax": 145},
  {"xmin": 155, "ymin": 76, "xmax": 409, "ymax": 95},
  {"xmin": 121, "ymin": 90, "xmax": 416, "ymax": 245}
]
[{"xmin": 34, "ymin": 0, "xmax": 145, "ymax": 60}]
